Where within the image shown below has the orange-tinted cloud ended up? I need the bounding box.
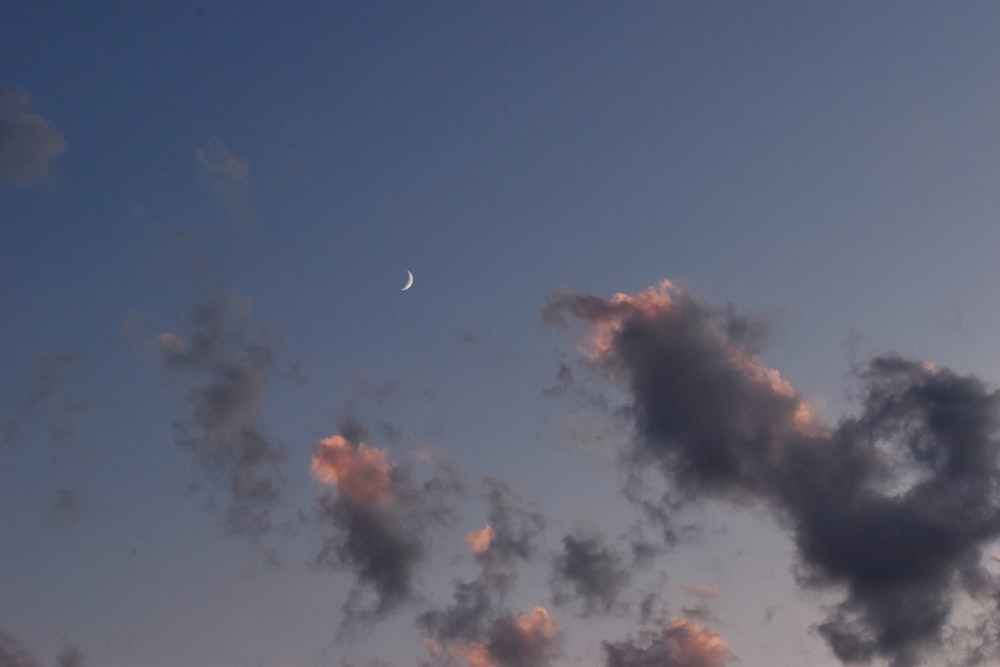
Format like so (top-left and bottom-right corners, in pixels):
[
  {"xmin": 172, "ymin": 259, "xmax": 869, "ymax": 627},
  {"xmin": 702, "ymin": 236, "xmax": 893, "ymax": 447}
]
[
  {"xmin": 431, "ymin": 606, "xmax": 559, "ymax": 667},
  {"xmin": 466, "ymin": 524, "xmax": 495, "ymax": 553},
  {"xmin": 603, "ymin": 617, "xmax": 731, "ymax": 667},
  {"xmin": 553, "ymin": 280, "xmax": 1000, "ymax": 665},
  {"xmin": 311, "ymin": 434, "xmax": 394, "ymax": 509}
]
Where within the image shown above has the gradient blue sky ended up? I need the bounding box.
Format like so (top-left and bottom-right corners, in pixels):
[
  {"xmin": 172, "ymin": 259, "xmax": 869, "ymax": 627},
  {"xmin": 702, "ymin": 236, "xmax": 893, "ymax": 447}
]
[{"xmin": 5, "ymin": 3, "xmax": 1000, "ymax": 666}]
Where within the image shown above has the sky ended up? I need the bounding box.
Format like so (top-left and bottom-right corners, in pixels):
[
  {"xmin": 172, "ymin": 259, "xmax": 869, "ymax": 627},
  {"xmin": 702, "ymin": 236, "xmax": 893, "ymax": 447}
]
[{"xmin": 4, "ymin": 2, "xmax": 1000, "ymax": 666}]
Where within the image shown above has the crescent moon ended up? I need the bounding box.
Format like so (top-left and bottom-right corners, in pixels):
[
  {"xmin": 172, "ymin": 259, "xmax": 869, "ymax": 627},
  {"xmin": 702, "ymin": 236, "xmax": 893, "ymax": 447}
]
[{"xmin": 401, "ymin": 270, "xmax": 414, "ymax": 291}]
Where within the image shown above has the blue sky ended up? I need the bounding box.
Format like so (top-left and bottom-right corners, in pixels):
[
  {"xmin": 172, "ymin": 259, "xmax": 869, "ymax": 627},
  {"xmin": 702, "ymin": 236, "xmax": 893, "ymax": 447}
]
[{"xmin": 5, "ymin": 3, "xmax": 1000, "ymax": 666}]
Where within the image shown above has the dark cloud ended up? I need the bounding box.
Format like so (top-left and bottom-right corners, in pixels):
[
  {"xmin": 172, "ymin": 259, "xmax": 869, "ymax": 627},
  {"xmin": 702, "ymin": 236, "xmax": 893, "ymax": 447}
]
[
  {"xmin": 195, "ymin": 137, "xmax": 251, "ymax": 224},
  {"xmin": 56, "ymin": 647, "xmax": 86, "ymax": 667},
  {"xmin": 548, "ymin": 279, "xmax": 1000, "ymax": 666},
  {"xmin": 603, "ymin": 618, "xmax": 732, "ymax": 667},
  {"xmin": 474, "ymin": 478, "xmax": 546, "ymax": 595},
  {"xmin": 550, "ymin": 530, "xmax": 630, "ymax": 616},
  {"xmin": 0, "ymin": 87, "xmax": 65, "ymax": 185},
  {"xmin": 420, "ymin": 479, "xmax": 550, "ymax": 665},
  {"xmin": 44, "ymin": 487, "xmax": 83, "ymax": 524},
  {"xmin": 0, "ymin": 631, "xmax": 38, "ymax": 667},
  {"xmin": 426, "ymin": 607, "xmax": 561, "ymax": 667},
  {"xmin": 311, "ymin": 433, "xmax": 460, "ymax": 624},
  {"xmin": 157, "ymin": 290, "xmax": 285, "ymax": 539},
  {"xmin": 0, "ymin": 351, "xmax": 88, "ymax": 451},
  {"xmin": 419, "ymin": 578, "xmax": 494, "ymax": 644}
]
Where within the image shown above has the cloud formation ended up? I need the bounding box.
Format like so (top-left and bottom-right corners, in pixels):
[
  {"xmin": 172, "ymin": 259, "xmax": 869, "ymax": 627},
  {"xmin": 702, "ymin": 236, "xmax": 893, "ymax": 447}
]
[
  {"xmin": 602, "ymin": 618, "xmax": 731, "ymax": 667},
  {"xmin": 311, "ymin": 430, "xmax": 459, "ymax": 622},
  {"xmin": 548, "ymin": 279, "xmax": 1000, "ymax": 666},
  {"xmin": 426, "ymin": 606, "xmax": 561, "ymax": 667},
  {"xmin": 420, "ymin": 479, "xmax": 550, "ymax": 663},
  {"xmin": 195, "ymin": 137, "xmax": 252, "ymax": 223},
  {"xmin": 157, "ymin": 290, "xmax": 284, "ymax": 539},
  {"xmin": 0, "ymin": 87, "xmax": 65, "ymax": 185},
  {"xmin": 0, "ymin": 630, "xmax": 38, "ymax": 667},
  {"xmin": 473, "ymin": 478, "xmax": 546, "ymax": 595},
  {"xmin": 550, "ymin": 530, "xmax": 630, "ymax": 616}
]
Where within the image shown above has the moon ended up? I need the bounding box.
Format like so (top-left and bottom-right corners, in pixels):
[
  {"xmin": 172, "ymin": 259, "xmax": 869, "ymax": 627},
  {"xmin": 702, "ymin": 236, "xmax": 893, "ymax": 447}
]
[{"xmin": 401, "ymin": 270, "xmax": 414, "ymax": 291}]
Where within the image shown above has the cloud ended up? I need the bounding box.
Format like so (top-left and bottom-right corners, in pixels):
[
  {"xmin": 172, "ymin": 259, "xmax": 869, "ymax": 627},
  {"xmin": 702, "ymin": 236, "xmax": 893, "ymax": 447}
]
[
  {"xmin": 550, "ymin": 530, "xmax": 630, "ymax": 616},
  {"xmin": 427, "ymin": 607, "xmax": 561, "ymax": 667},
  {"xmin": 602, "ymin": 618, "xmax": 732, "ymax": 667},
  {"xmin": 548, "ymin": 279, "xmax": 1000, "ymax": 666},
  {"xmin": 680, "ymin": 585, "xmax": 720, "ymax": 600},
  {"xmin": 195, "ymin": 137, "xmax": 251, "ymax": 223},
  {"xmin": 421, "ymin": 480, "xmax": 549, "ymax": 658},
  {"xmin": 0, "ymin": 630, "xmax": 38, "ymax": 667},
  {"xmin": 56, "ymin": 647, "xmax": 86, "ymax": 667},
  {"xmin": 157, "ymin": 290, "xmax": 285, "ymax": 539},
  {"xmin": 473, "ymin": 478, "xmax": 546, "ymax": 595},
  {"xmin": 0, "ymin": 351, "xmax": 88, "ymax": 451},
  {"xmin": 0, "ymin": 87, "xmax": 65, "ymax": 185},
  {"xmin": 311, "ymin": 430, "xmax": 459, "ymax": 623},
  {"xmin": 466, "ymin": 525, "xmax": 495, "ymax": 554},
  {"xmin": 44, "ymin": 487, "xmax": 83, "ymax": 524},
  {"xmin": 24, "ymin": 351, "xmax": 84, "ymax": 410}
]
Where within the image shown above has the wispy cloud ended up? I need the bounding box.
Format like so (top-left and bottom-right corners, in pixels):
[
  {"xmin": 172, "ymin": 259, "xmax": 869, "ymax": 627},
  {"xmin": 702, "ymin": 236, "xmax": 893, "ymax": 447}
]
[
  {"xmin": 44, "ymin": 486, "xmax": 83, "ymax": 524},
  {"xmin": 156, "ymin": 290, "xmax": 284, "ymax": 539},
  {"xmin": 0, "ymin": 630, "xmax": 39, "ymax": 667},
  {"xmin": 195, "ymin": 137, "xmax": 252, "ymax": 224},
  {"xmin": 0, "ymin": 87, "xmax": 65, "ymax": 185}
]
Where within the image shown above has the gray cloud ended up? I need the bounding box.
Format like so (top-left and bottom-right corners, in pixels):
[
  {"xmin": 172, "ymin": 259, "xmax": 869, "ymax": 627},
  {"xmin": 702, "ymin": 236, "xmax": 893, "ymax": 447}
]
[
  {"xmin": 195, "ymin": 138, "xmax": 252, "ymax": 224},
  {"xmin": 0, "ymin": 631, "xmax": 38, "ymax": 667},
  {"xmin": 425, "ymin": 606, "xmax": 561, "ymax": 667},
  {"xmin": 550, "ymin": 530, "xmax": 630, "ymax": 616},
  {"xmin": 0, "ymin": 419, "xmax": 22, "ymax": 449},
  {"xmin": 474, "ymin": 478, "xmax": 546, "ymax": 595},
  {"xmin": 0, "ymin": 87, "xmax": 65, "ymax": 185},
  {"xmin": 603, "ymin": 618, "xmax": 732, "ymax": 667},
  {"xmin": 44, "ymin": 486, "xmax": 83, "ymax": 524},
  {"xmin": 548, "ymin": 280, "xmax": 1000, "ymax": 666},
  {"xmin": 24, "ymin": 351, "xmax": 83, "ymax": 410},
  {"xmin": 311, "ymin": 431, "xmax": 461, "ymax": 625},
  {"xmin": 157, "ymin": 290, "xmax": 284, "ymax": 539},
  {"xmin": 420, "ymin": 479, "xmax": 551, "ymax": 664},
  {"xmin": 56, "ymin": 647, "xmax": 85, "ymax": 667},
  {"xmin": 1, "ymin": 351, "xmax": 87, "ymax": 451}
]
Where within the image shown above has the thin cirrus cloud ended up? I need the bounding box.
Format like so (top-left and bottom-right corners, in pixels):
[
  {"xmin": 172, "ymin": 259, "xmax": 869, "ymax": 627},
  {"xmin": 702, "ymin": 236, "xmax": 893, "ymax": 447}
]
[
  {"xmin": 0, "ymin": 87, "xmax": 65, "ymax": 186},
  {"xmin": 195, "ymin": 137, "xmax": 252, "ymax": 224},
  {"xmin": 546, "ymin": 278, "xmax": 1000, "ymax": 666}
]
